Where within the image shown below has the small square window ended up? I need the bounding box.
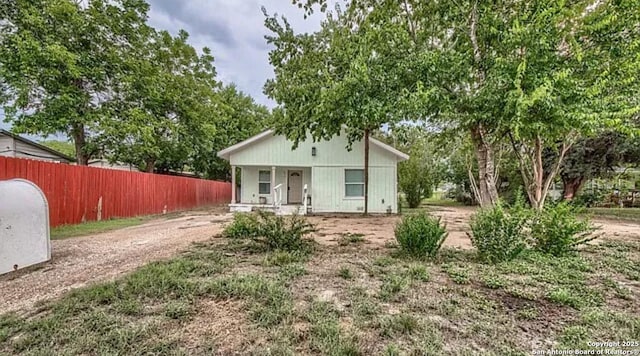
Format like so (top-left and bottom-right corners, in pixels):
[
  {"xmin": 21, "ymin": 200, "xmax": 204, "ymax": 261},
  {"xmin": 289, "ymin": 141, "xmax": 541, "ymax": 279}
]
[
  {"xmin": 259, "ymin": 170, "xmax": 271, "ymax": 194},
  {"xmin": 345, "ymin": 169, "xmax": 364, "ymax": 197}
]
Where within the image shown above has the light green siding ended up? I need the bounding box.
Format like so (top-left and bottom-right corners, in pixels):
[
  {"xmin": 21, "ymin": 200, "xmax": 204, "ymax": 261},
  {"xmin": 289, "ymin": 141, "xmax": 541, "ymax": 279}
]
[
  {"xmin": 312, "ymin": 166, "xmax": 397, "ymax": 213},
  {"xmin": 230, "ymin": 131, "xmax": 403, "ymax": 213},
  {"xmin": 230, "ymin": 133, "xmax": 397, "ymax": 167},
  {"xmin": 241, "ymin": 166, "xmax": 312, "ymax": 205}
]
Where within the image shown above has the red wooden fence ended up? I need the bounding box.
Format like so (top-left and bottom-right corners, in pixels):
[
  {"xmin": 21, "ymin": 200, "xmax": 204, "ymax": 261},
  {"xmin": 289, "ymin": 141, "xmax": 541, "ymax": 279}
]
[{"xmin": 0, "ymin": 156, "xmax": 231, "ymax": 227}]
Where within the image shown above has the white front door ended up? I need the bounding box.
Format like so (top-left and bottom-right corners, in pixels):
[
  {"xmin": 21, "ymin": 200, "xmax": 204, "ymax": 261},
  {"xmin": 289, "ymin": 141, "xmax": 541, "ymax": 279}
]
[{"xmin": 287, "ymin": 170, "xmax": 303, "ymax": 204}]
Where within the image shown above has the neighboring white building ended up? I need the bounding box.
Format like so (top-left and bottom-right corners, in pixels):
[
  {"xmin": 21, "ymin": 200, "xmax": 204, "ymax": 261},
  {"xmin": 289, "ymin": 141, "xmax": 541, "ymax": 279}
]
[
  {"xmin": 217, "ymin": 129, "xmax": 409, "ymax": 214},
  {"xmin": 0, "ymin": 130, "xmax": 73, "ymax": 163},
  {"xmin": 88, "ymin": 159, "xmax": 140, "ymax": 172}
]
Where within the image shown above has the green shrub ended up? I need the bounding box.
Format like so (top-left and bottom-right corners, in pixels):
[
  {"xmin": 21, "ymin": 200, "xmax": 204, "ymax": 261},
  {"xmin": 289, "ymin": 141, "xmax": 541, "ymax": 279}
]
[
  {"xmin": 572, "ymin": 189, "xmax": 607, "ymax": 208},
  {"xmin": 394, "ymin": 213, "xmax": 447, "ymax": 258},
  {"xmin": 531, "ymin": 202, "xmax": 597, "ymax": 256},
  {"xmin": 222, "ymin": 213, "xmax": 260, "ymax": 239},
  {"xmin": 468, "ymin": 203, "xmax": 529, "ymax": 264},
  {"xmin": 222, "ymin": 211, "xmax": 315, "ymax": 252},
  {"xmin": 257, "ymin": 211, "xmax": 316, "ymax": 252}
]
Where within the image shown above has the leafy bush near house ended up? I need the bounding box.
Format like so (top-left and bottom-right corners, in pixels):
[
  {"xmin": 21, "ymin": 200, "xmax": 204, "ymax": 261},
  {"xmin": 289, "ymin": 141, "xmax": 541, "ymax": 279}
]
[
  {"xmin": 223, "ymin": 211, "xmax": 315, "ymax": 252},
  {"xmin": 468, "ymin": 203, "xmax": 529, "ymax": 264},
  {"xmin": 395, "ymin": 213, "xmax": 448, "ymax": 258},
  {"xmin": 531, "ymin": 202, "xmax": 597, "ymax": 256},
  {"xmin": 222, "ymin": 213, "xmax": 261, "ymax": 239}
]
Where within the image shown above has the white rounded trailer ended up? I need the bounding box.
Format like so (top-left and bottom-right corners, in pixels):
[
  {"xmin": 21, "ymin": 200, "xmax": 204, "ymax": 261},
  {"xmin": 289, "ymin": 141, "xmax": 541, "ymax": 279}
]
[{"xmin": 0, "ymin": 179, "xmax": 51, "ymax": 275}]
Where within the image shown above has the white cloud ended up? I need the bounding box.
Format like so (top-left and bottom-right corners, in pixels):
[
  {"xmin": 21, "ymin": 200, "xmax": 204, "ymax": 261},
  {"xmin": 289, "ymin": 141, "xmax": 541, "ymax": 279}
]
[{"xmin": 146, "ymin": 0, "xmax": 337, "ymax": 107}]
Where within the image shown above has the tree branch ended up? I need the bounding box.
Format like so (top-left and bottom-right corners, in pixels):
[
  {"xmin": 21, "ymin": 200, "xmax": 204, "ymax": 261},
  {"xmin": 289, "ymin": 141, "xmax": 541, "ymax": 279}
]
[
  {"xmin": 468, "ymin": 0, "xmax": 485, "ymax": 84},
  {"xmin": 541, "ymin": 138, "xmax": 574, "ymax": 207},
  {"xmin": 402, "ymin": 0, "xmax": 418, "ymax": 45}
]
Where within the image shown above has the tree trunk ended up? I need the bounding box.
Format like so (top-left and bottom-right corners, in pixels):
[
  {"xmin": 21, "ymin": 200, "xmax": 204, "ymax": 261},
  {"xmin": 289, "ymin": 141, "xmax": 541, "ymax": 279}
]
[
  {"xmin": 520, "ymin": 135, "xmax": 572, "ymax": 210},
  {"xmin": 530, "ymin": 136, "xmax": 545, "ymax": 210},
  {"xmin": 71, "ymin": 122, "xmax": 89, "ymax": 165},
  {"xmin": 145, "ymin": 158, "xmax": 156, "ymax": 173},
  {"xmin": 467, "ymin": 5, "xmax": 499, "ymax": 208},
  {"xmin": 470, "ymin": 124, "xmax": 499, "ymax": 207},
  {"xmin": 364, "ymin": 128, "xmax": 370, "ymax": 215},
  {"xmin": 562, "ymin": 177, "xmax": 584, "ymax": 201}
]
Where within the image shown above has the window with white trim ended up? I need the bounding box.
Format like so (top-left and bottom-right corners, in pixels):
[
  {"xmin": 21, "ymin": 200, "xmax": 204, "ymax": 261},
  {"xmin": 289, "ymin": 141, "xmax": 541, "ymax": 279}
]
[
  {"xmin": 345, "ymin": 169, "xmax": 364, "ymax": 197},
  {"xmin": 259, "ymin": 170, "xmax": 271, "ymax": 194}
]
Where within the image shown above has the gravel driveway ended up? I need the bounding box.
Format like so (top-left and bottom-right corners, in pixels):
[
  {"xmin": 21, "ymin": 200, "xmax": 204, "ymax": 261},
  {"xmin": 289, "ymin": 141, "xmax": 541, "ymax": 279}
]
[
  {"xmin": 2, "ymin": 205, "xmax": 638, "ymax": 316},
  {"xmin": 0, "ymin": 210, "xmax": 232, "ymax": 315}
]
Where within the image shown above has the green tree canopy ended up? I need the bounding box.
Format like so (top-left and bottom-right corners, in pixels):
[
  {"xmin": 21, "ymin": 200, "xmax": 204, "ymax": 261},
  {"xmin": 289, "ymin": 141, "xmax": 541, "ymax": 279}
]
[
  {"xmin": 101, "ymin": 29, "xmax": 220, "ymax": 173},
  {"xmin": 39, "ymin": 140, "xmax": 76, "ymax": 158},
  {"xmin": 555, "ymin": 131, "xmax": 640, "ymax": 200},
  {"xmin": 0, "ymin": 0, "xmax": 150, "ymax": 165},
  {"xmin": 290, "ymin": 0, "xmax": 640, "ymax": 209},
  {"xmin": 264, "ymin": 4, "xmax": 415, "ymax": 213},
  {"xmin": 385, "ymin": 126, "xmax": 447, "ymax": 208},
  {"xmin": 1, "ymin": 0, "xmax": 270, "ymax": 180}
]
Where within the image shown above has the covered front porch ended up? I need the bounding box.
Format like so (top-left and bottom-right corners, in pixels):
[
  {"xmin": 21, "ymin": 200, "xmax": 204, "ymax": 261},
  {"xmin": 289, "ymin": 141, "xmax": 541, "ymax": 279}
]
[{"xmin": 230, "ymin": 165, "xmax": 312, "ymax": 215}]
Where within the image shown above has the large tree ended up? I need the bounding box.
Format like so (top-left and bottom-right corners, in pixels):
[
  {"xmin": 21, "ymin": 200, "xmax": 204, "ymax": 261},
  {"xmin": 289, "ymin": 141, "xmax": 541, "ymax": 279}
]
[
  {"xmin": 102, "ymin": 29, "xmax": 220, "ymax": 173},
  {"xmin": 205, "ymin": 84, "xmax": 270, "ymax": 180},
  {"xmin": 264, "ymin": 5, "xmax": 414, "ymax": 214},
  {"xmin": 557, "ymin": 132, "xmax": 640, "ymax": 200},
  {"xmin": 0, "ymin": 0, "xmax": 150, "ymax": 164},
  {"xmin": 293, "ymin": 0, "xmax": 640, "ymax": 209},
  {"xmin": 501, "ymin": 1, "xmax": 640, "ymax": 209},
  {"xmin": 293, "ymin": 0, "xmax": 504, "ymax": 207}
]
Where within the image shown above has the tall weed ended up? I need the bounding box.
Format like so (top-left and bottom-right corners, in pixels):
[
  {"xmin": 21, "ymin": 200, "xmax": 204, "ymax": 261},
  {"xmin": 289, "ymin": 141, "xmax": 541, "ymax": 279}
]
[
  {"xmin": 395, "ymin": 213, "xmax": 447, "ymax": 258},
  {"xmin": 468, "ymin": 203, "xmax": 529, "ymax": 263},
  {"xmin": 222, "ymin": 211, "xmax": 315, "ymax": 252},
  {"xmin": 531, "ymin": 202, "xmax": 597, "ymax": 256}
]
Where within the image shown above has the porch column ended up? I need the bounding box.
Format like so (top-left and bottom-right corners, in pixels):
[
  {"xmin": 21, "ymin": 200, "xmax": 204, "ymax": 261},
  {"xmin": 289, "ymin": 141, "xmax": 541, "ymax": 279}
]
[
  {"xmin": 231, "ymin": 165, "xmax": 236, "ymax": 204},
  {"xmin": 271, "ymin": 166, "xmax": 276, "ymax": 205}
]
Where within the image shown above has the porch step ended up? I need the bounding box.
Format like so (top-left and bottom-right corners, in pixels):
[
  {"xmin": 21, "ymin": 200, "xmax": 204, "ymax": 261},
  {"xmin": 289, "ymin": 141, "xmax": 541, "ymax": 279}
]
[
  {"xmin": 229, "ymin": 204, "xmax": 309, "ymax": 216},
  {"xmin": 275, "ymin": 205, "xmax": 305, "ymax": 216}
]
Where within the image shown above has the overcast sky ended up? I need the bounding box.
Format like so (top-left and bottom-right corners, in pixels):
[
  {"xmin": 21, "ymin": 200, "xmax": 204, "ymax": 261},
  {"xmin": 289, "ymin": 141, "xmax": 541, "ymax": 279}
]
[
  {"xmin": 146, "ymin": 0, "xmax": 332, "ymax": 107},
  {"xmin": 1, "ymin": 1, "xmax": 335, "ymax": 136}
]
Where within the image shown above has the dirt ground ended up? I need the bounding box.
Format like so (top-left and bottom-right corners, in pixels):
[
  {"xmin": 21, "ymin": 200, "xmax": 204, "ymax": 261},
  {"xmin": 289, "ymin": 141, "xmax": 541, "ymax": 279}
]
[
  {"xmin": 0, "ymin": 208, "xmax": 233, "ymax": 315},
  {"xmin": 309, "ymin": 206, "xmax": 640, "ymax": 248},
  {"xmin": 309, "ymin": 206, "xmax": 479, "ymax": 249},
  {"xmin": 1, "ymin": 205, "xmax": 638, "ymax": 316}
]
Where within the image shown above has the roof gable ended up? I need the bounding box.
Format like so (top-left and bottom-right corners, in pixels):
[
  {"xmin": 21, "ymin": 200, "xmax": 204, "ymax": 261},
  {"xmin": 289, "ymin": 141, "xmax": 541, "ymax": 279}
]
[
  {"xmin": 0, "ymin": 130, "xmax": 75, "ymax": 162},
  {"xmin": 217, "ymin": 129, "xmax": 409, "ymax": 162}
]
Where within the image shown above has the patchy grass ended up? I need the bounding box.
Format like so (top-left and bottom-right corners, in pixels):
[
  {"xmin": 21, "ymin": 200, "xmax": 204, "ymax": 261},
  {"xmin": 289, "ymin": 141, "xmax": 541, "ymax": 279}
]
[
  {"xmin": 422, "ymin": 197, "xmax": 465, "ymax": 207},
  {"xmin": 263, "ymin": 249, "xmax": 309, "ymax": 267},
  {"xmin": 338, "ymin": 266, "xmax": 354, "ymax": 279},
  {"xmin": 338, "ymin": 232, "xmax": 366, "ymax": 246},
  {"xmin": 587, "ymin": 207, "xmax": 640, "ymax": 221},
  {"xmin": 377, "ymin": 313, "xmax": 421, "ymax": 337},
  {"xmin": 0, "ymin": 241, "xmax": 231, "ymax": 354},
  {"xmin": 304, "ymin": 301, "xmax": 360, "ymax": 355},
  {"xmin": 50, "ymin": 217, "xmax": 148, "ymax": 239},
  {"xmin": 2, "ymin": 230, "xmax": 640, "ymax": 354}
]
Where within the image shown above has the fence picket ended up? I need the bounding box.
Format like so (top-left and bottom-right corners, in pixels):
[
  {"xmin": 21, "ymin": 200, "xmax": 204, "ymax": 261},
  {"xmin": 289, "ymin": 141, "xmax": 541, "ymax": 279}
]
[{"xmin": 0, "ymin": 157, "xmax": 231, "ymax": 227}]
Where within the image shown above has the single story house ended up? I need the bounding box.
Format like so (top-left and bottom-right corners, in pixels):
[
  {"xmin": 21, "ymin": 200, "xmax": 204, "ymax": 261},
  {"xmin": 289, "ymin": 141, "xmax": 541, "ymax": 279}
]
[
  {"xmin": 0, "ymin": 129, "xmax": 74, "ymax": 163},
  {"xmin": 217, "ymin": 129, "xmax": 409, "ymax": 214}
]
